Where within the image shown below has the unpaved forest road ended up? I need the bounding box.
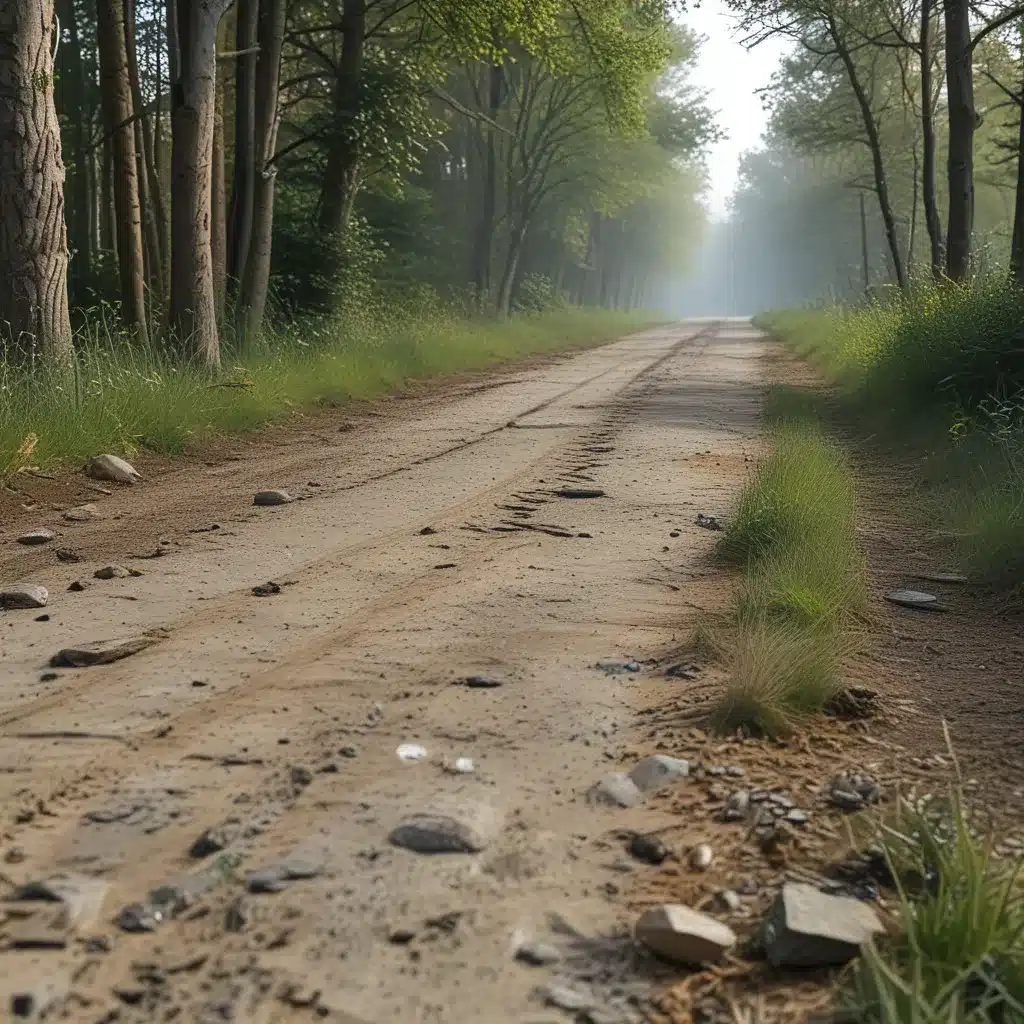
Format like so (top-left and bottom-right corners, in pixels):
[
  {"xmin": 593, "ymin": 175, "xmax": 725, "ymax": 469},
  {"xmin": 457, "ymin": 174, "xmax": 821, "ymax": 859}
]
[{"xmin": 0, "ymin": 322, "xmax": 764, "ymax": 1023}]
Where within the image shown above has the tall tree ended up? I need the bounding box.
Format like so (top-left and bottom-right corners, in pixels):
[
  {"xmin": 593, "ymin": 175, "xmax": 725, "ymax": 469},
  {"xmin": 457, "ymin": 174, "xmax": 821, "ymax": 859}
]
[
  {"xmin": 97, "ymin": 0, "xmax": 150, "ymax": 341},
  {"xmin": 169, "ymin": 0, "xmax": 233, "ymax": 366},
  {"xmin": 944, "ymin": 0, "xmax": 974, "ymax": 281},
  {"xmin": 228, "ymin": 0, "xmax": 258, "ymax": 289},
  {"xmin": 0, "ymin": 0, "xmax": 74, "ymax": 363}
]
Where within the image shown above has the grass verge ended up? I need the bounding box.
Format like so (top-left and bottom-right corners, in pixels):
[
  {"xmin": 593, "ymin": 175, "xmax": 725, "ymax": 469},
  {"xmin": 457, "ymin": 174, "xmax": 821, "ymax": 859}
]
[
  {"xmin": 711, "ymin": 407, "xmax": 865, "ymax": 737},
  {"xmin": 845, "ymin": 779, "xmax": 1024, "ymax": 1021},
  {"xmin": 756, "ymin": 290, "xmax": 1024, "ymax": 596},
  {"xmin": 1, "ymin": 307, "xmax": 658, "ymax": 478}
]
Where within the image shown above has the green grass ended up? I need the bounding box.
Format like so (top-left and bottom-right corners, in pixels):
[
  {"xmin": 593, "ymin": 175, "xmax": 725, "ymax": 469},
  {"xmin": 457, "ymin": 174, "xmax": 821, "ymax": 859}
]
[
  {"xmin": 845, "ymin": 785, "xmax": 1024, "ymax": 1022},
  {"xmin": 712, "ymin": 415, "xmax": 865, "ymax": 736},
  {"xmin": 758, "ymin": 294, "xmax": 1024, "ymax": 596},
  {"xmin": 0, "ymin": 307, "xmax": 658, "ymax": 477}
]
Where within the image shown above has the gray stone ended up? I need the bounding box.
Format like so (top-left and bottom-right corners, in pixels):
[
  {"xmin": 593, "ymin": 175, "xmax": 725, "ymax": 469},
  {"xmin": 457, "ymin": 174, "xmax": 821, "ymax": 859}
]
[
  {"xmin": 189, "ymin": 822, "xmax": 240, "ymax": 858},
  {"xmin": 253, "ymin": 489, "xmax": 293, "ymax": 506},
  {"xmin": 225, "ymin": 897, "xmax": 251, "ymax": 932},
  {"xmin": 724, "ymin": 790, "xmax": 750, "ymax": 822},
  {"xmin": 0, "ymin": 585, "xmax": 48, "ymax": 609},
  {"xmin": 85, "ymin": 454, "xmax": 142, "ymax": 484},
  {"xmin": 628, "ymin": 833, "xmax": 668, "ymax": 865},
  {"xmin": 515, "ymin": 940, "xmax": 562, "ymax": 966},
  {"xmin": 118, "ymin": 903, "xmax": 160, "ymax": 933},
  {"xmin": 464, "ymin": 675, "xmax": 504, "ymax": 688},
  {"xmin": 886, "ymin": 589, "xmax": 939, "ymax": 609},
  {"xmin": 587, "ymin": 773, "xmax": 644, "ymax": 808},
  {"xmin": 544, "ymin": 983, "xmax": 594, "ymax": 1011},
  {"xmin": 94, "ymin": 565, "xmax": 132, "ymax": 580},
  {"xmin": 63, "ymin": 503, "xmax": 103, "ymax": 522},
  {"xmin": 17, "ymin": 528, "xmax": 54, "ymax": 546},
  {"xmin": 12, "ymin": 873, "xmax": 109, "ymax": 931},
  {"xmin": 51, "ymin": 634, "xmax": 159, "ymax": 667},
  {"xmin": 247, "ymin": 857, "xmax": 323, "ymax": 893},
  {"xmin": 786, "ymin": 809, "xmax": 810, "ymax": 825},
  {"xmin": 629, "ymin": 755, "xmax": 689, "ymax": 793},
  {"xmin": 715, "ymin": 890, "xmax": 742, "ymax": 912},
  {"xmin": 291, "ymin": 765, "xmax": 314, "ymax": 787},
  {"xmin": 635, "ymin": 904, "xmax": 736, "ymax": 965},
  {"xmin": 390, "ymin": 801, "xmax": 500, "ymax": 853},
  {"xmin": 762, "ymin": 882, "xmax": 884, "ymax": 967},
  {"xmin": 689, "ymin": 843, "xmax": 714, "ymax": 871}
]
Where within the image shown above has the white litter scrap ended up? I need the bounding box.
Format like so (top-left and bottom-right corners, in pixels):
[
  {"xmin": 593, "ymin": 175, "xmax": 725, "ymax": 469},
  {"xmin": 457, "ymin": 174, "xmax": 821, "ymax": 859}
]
[
  {"xmin": 453, "ymin": 757, "xmax": 475, "ymax": 774},
  {"xmin": 396, "ymin": 743, "xmax": 427, "ymax": 762}
]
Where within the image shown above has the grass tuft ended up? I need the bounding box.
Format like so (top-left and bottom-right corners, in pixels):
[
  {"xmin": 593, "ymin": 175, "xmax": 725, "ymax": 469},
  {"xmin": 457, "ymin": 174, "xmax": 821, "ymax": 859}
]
[
  {"xmin": 0, "ymin": 307, "xmax": 657, "ymax": 478},
  {"xmin": 713, "ymin": 421, "xmax": 865, "ymax": 736}
]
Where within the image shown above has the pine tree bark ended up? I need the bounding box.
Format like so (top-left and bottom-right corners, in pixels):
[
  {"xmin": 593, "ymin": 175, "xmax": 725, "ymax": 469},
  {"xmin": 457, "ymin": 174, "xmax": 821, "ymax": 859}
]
[
  {"xmin": 318, "ymin": 0, "xmax": 365, "ymax": 238},
  {"xmin": 944, "ymin": 0, "xmax": 974, "ymax": 282},
  {"xmin": 238, "ymin": 0, "xmax": 286, "ymax": 337},
  {"xmin": 920, "ymin": 0, "xmax": 944, "ymax": 279},
  {"xmin": 471, "ymin": 56, "xmax": 502, "ymax": 308},
  {"xmin": 169, "ymin": 0, "xmax": 233, "ymax": 367},
  {"xmin": 211, "ymin": 53, "xmax": 227, "ymax": 320},
  {"xmin": 97, "ymin": 0, "xmax": 149, "ymax": 343},
  {"xmin": 0, "ymin": 0, "xmax": 74, "ymax": 364},
  {"xmin": 228, "ymin": 0, "xmax": 258, "ymax": 291}
]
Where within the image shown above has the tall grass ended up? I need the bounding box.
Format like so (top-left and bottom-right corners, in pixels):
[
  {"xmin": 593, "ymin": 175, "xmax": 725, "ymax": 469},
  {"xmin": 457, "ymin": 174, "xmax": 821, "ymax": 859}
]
[
  {"xmin": 757, "ymin": 286, "xmax": 1024, "ymax": 595},
  {"xmin": 713, "ymin": 413, "xmax": 865, "ymax": 736},
  {"xmin": 845, "ymin": 785, "xmax": 1024, "ymax": 1022},
  {"xmin": 0, "ymin": 306, "xmax": 656, "ymax": 477}
]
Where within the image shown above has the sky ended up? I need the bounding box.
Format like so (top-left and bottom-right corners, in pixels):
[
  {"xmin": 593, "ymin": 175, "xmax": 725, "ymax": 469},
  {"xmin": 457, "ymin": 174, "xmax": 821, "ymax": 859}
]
[{"xmin": 680, "ymin": 0, "xmax": 792, "ymax": 218}]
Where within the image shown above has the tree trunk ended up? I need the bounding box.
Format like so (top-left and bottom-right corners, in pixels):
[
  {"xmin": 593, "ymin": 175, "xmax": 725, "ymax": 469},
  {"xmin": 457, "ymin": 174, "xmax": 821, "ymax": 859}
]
[
  {"xmin": 97, "ymin": 0, "xmax": 149, "ymax": 343},
  {"xmin": 0, "ymin": 0, "xmax": 74, "ymax": 363},
  {"xmin": 944, "ymin": 0, "xmax": 974, "ymax": 282},
  {"xmin": 228, "ymin": 0, "xmax": 258, "ymax": 291},
  {"xmin": 497, "ymin": 219, "xmax": 527, "ymax": 316},
  {"xmin": 920, "ymin": 0, "xmax": 944, "ymax": 279},
  {"xmin": 471, "ymin": 56, "xmax": 502, "ymax": 307},
  {"xmin": 57, "ymin": 0, "xmax": 92, "ymax": 301},
  {"xmin": 1010, "ymin": 29, "xmax": 1024, "ymax": 282},
  {"xmin": 318, "ymin": 0, "xmax": 366, "ymax": 237},
  {"xmin": 238, "ymin": 0, "xmax": 287, "ymax": 337},
  {"xmin": 211, "ymin": 58, "xmax": 227, "ymax": 320},
  {"xmin": 831, "ymin": 20, "xmax": 906, "ymax": 291},
  {"xmin": 101, "ymin": 139, "xmax": 117, "ymax": 256},
  {"xmin": 169, "ymin": 0, "xmax": 232, "ymax": 366},
  {"xmin": 125, "ymin": 0, "xmax": 168, "ymax": 300}
]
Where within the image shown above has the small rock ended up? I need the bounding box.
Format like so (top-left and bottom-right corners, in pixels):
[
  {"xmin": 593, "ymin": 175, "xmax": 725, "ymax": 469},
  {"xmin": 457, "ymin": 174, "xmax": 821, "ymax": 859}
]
[
  {"xmin": 224, "ymin": 897, "xmax": 250, "ymax": 932},
  {"xmin": 635, "ymin": 904, "xmax": 736, "ymax": 964},
  {"xmin": 716, "ymin": 890, "xmax": 742, "ymax": 912},
  {"xmin": 886, "ymin": 589, "xmax": 939, "ymax": 609},
  {"xmin": 63, "ymin": 503, "xmax": 103, "ymax": 522},
  {"xmin": 253, "ymin": 490, "xmax": 293, "ymax": 506},
  {"xmin": 419, "ymin": 526, "xmax": 437, "ymax": 535},
  {"xmin": 17, "ymin": 528, "xmax": 54, "ymax": 546},
  {"xmin": 629, "ymin": 755, "xmax": 689, "ymax": 792},
  {"xmin": 786, "ymin": 809, "xmax": 810, "ymax": 825},
  {"xmin": 587, "ymin": 773, "xmax": 644, "ymax": 808},
  {"xmin": 340, "ymin": 746, "xmax": 358, "ymax": 759},
  {"xmin": 396, "ymin": 742, "xmax": 426, "ymax": 762},
  {"xmin": 0, "ymin": 584, "xmax": 48, "ymax": 609},
  {"xmin": 596, "ymin": 660, "xmax": 642, "ymax": 675},
  {"xmin": 118, "ymin": 903, "xmax": 160, "ymax": 933},
  {"xmin": 85, "ymin": 454, "xmax": 142, "ymax": 484},
  {"xmin": 762, "ymin": 882, "xmax": 884, "ymax": 967},
  {"xmin": 94, "ymin": 565, "xmax": 132, "ymax": 580},
  {"xmin": 724, "ymin": 790, "xmax": 750, "ymax": 822},
  {"xmin": 555, "ymin": 487, "xmax": 605, "ymax": 499},
  {"xmin": 695, "ymin": 512, "xmax": 722, "ymax": 531},
  {"xmin": 5, "ymin": 846, "xmax": 26, "ymax": 864},
  {"xmin": 252, "ymin": 581, "xmax": 281, "ymax": 596},
  {"xmin": 247, "ymin": 866, "xmax": 290, "ymax": 894},
  {"xmin": 390, "ymin": 801, "xmax": 501, "ymax": 854},
  {"xmin": 291, "ymin": 765, "xmax": 314, "ymax": 787},
  {"xmin": 739, "ymin": 878, "xmax": 759, "ymax": 896},
  {"xmin": 629, "ymin": 833, "xmax": 668, "ymax": 865},
  {"xmin": 464, "ymin": 675, "xmax": 503, "ymax": 688},
  {"xmin": 665, "ymin": 662, "xmax": 699, "ymax": 680},
  {"xmin": 50, "ymin": 634, "xmax": 159, "ymax": 667},
  {"xmin": 515, "ymin": 940, "xmax": 562, "ymax": 966},
  {"xmin": 68, "ymin": 580, "xmax": 88, "ymax": 592},
  {"xmin": 189, "ymin": 822, "xmax": 239, "ymax": 859},
  {"xmin": 55, "ymin": 547, "xmax": 81, "ymax": 563},
  {"xmin": 689, "ymin": 843, "xmax": 714, "ymax": 871},
  {"xmin": 544, "ymin": 983, "xmax": 594, "ymax": 1011}
]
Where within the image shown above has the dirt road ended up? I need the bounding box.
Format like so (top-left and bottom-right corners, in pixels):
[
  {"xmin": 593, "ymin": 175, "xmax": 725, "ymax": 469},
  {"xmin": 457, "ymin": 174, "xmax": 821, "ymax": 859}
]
[{"xmin": 0, "ymin": 322, "xmax": 766, "ymax": 1022}]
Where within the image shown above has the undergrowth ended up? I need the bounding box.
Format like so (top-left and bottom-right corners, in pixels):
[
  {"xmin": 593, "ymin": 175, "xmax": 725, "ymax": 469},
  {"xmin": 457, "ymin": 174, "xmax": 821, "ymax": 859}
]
[
  {"xmin": 712, "ymin": 406, "xmax": 865, "ymax": 737},
  {"xmin": 756, "ymin": 284, "xmax": 1024, "ymax": 595},
  {"xmin": 0, "ymin": 307, "xmax": 656, "ymax": 477},
  {"xmin": 845, "ymin": 776, "xmax": 1024, "ymax": 1022}
]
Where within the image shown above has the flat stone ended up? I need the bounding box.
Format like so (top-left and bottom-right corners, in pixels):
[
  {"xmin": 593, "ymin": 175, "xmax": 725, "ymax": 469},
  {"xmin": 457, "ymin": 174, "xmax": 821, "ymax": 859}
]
[
  {"xmin": 51, "ymin": 634, "xmax": 159, "ymax": 667},
  {"xmin": 85, "ymin": 454, "xmax": 142, "ymax": 484},
  {"xmin": 635, "ymin": 904, "xmax": 736, "ymax": 965},
  {"xmin": 544, "ymin": 983, "xmax": 594, "ymax": 1011},
  {"xmin": 253, "ymin": 489, "xmax": 293, "ymax": 506},
  {"xmin": 17, "ymin": 529, "xmax": 54, "ymax": 546},
  {"xmin": 390, "ymin": 801, "xmax": 500, "ymax": 853},
  {"xmin": 0, "ymin": 585, "xmax": 48, "ymax": 609},
  {"xmin": 464, "ymin": 675, "xmax": 503, "ymax": 688},
  {"xmin": 587, "ymin": 773, "xmax": 644, "ymax": 808},
  {"xmin": 886, "ymin": 589, "xmax": 939, "ymax": 609},
  {"xmin": 762, "ymin": 882, "xmax": 884, "ymax": 967},
  {"xmin": 554, "ymin": 488, "xmax": 605, "ymax": 499},
  {"xmin": 515, "ymin": 940, "xmax": 562, "ymax": 966},
  {"xmin": 94, "ymin": 565, "xmax": 132, "ymax": 579},
  {"xmin": 628, "ymin": 833, "xmax": 668, "ymax": 865},
  {"xmin": 247, "ymin": 857, "xmax": 323, "ymax": 893},
  {"xmin": 629, "ymin": 755, "xmax": 689, "ymax": 792},
  {"xmin": 189, "ymin": 822, "xmax": 240, "ymax": 858},
  {"xmin": 724, "ymin": 789, "xmax": 750, "ymax": 821},
  {"xmin": 118, "ymin": 903, "xmax": 160, "ymax": 932},
  {"xmin": 63, "ymin": 503, "xmax": 103, "ymax": 522}
]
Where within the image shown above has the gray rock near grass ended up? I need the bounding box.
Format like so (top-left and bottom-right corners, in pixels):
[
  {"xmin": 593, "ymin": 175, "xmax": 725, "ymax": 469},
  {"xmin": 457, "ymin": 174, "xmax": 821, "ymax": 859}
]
[
  {"xmin": 629, "ymin": 755, "xmax": 689, "ymax": 793},
  {"xmin": 253, "ymin": 490, "xmax": 293, "ymax": 507},
  {"xmin": 762, "ymin": 882, "xmax": 884, "ymax": 967},
  {"xmin": 0, "ymin": 585, "xmax": 48, "ymax": 609},
  {"xmin": 390, "ymin": 801, "xmax": 500, "ymax": 853},
  {"xmin": 17, "ymin": 529, "xmax": 54, "ymax": 546},
  {"xmin": 634, "ymin": 904, "xmax": 736, "ymax": 965},
  {"xmin": 85, "ymin": 454, "xmax": 142, "ymax": 484},
  {"xmin": 587, "ymin": 773, "xmax": 644, "ymax": 808}
]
